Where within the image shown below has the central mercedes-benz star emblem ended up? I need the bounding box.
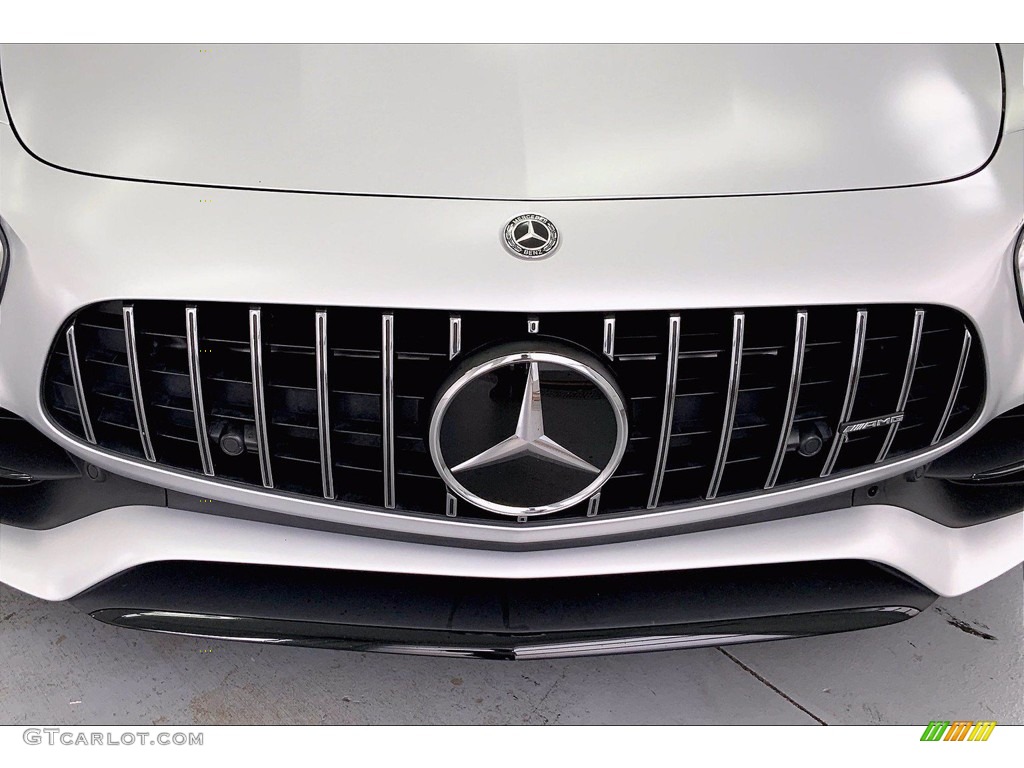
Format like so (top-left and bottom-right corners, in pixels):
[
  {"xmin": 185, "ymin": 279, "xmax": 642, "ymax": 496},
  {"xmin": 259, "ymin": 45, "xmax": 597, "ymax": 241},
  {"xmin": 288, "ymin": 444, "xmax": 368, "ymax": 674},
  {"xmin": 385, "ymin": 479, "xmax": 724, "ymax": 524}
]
[
  {"xmin": 503, "ymin": 213, "xmax": 559, "ymax": 259},
  {"xmin": 450, "ymin": 362, "xmax": 601, "ymax": 476},
  {"xmin": 429, "ymin": 345, "xmax": 628, "ymax": 518}
]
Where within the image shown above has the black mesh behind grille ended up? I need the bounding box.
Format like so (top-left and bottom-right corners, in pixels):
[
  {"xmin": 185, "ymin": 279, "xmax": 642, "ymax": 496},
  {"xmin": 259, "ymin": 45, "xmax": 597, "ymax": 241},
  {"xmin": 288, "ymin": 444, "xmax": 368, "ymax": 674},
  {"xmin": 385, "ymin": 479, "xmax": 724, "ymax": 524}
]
[{"xmin": 42, "ymin": 301, "xmax": 985, "ymax": 524}]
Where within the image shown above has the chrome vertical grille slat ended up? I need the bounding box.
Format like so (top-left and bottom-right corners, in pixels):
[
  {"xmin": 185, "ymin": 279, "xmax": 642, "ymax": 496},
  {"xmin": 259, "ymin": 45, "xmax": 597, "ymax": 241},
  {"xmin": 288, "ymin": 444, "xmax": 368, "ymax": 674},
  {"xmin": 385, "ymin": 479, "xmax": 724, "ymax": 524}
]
[
  {"xmin": 185, "ymin": 306, "xmax": 215, "ymax": 477},
  {"xmin": 932, "ymin": 328, "xmax": 973, "ymax": 445},
  {"xmin": 647, "ymin": 314, "xmax": 681, "ymax": 509},
  {"xmin": 122, "ymin": 305, "xmax": 157, "ymax": 463},
  {"xmin": 382, "ymin": 313, "xmax": 396, "ymax": 509},
  {"xmin": 820, "ymin": 309, "xmax": 868, "ymax": 478},
  {"xmin": 248, "ymin": 307, "xmax": 274, "ymax": 489},
  {"xmin": 706, "ymin": 312, "xmax": 745, "ymax": 500},
  {"xmin": 315, "ymin": 310, "xmax": 335, "ymax": 499},
  {"xmin": 765, "ymin": 311, "xmax": 807, "ymax": 490},
  {"xmin": 603, "ymin": 317, "xmax": 615, "ymax": 360},
  {"xmin": 876, "ymin": 308, "xmax": 925, "ymax": 463},
  {"xmin": 449, "ymin": 315, "xmax": 462, "ymax": 360},
  {"xmin": 65, "ymin": 325, "xmax": 97, "ymax": 445}
]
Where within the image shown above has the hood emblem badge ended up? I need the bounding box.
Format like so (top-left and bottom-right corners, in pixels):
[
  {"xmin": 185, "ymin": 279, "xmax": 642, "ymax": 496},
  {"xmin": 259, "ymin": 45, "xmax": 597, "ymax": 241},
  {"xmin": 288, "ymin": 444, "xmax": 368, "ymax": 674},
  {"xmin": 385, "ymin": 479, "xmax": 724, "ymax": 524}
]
[{"xmin": 503, "ymin": 213, "xmax": 559, "ymax": 260}]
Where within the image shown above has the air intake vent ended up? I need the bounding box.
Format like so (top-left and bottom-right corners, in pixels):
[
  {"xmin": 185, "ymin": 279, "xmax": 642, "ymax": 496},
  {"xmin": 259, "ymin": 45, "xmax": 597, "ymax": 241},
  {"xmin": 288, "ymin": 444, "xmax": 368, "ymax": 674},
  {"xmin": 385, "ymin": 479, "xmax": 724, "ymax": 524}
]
[{"xmin": 43, "ymin": 302, "xmax": 984, "ymax": 524}]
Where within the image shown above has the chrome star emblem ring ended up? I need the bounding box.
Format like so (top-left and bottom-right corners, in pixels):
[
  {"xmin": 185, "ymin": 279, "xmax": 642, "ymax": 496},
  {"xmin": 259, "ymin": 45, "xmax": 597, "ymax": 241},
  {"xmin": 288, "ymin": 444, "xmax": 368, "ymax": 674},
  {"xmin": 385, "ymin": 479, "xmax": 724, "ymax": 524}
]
[
  {"xmin": 503, "ymin": 213, "xmax": 560, "ymax": 259},
  {"xmin": 429, "ymin": 346, "xmax": 628, "ymax": 517}
]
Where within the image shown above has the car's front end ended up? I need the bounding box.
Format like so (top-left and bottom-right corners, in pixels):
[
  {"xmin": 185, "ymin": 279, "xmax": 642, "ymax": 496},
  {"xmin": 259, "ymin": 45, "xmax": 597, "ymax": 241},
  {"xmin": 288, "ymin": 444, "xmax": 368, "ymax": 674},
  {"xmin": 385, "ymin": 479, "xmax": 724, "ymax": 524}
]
[{"xmin": 1, "ymin": 44, "xmax": 1022, "ymax": 658}]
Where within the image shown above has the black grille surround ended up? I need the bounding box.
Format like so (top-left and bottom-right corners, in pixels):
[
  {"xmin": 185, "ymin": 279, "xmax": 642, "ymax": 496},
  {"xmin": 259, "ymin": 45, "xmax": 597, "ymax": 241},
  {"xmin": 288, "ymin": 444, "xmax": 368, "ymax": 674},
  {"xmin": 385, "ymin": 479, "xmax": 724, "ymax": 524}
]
[{"xmin": 42, "ymin": 301, "xmax": 985, "ymax": 526}]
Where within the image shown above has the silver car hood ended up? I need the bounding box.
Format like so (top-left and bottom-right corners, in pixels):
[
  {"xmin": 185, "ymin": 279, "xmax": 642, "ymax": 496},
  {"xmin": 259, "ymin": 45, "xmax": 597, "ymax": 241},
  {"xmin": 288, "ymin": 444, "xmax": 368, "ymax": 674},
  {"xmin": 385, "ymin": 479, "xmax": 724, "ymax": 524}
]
[{"xmin": 0, "ymin": 44, "xmax": 1004, "ymax": 200}]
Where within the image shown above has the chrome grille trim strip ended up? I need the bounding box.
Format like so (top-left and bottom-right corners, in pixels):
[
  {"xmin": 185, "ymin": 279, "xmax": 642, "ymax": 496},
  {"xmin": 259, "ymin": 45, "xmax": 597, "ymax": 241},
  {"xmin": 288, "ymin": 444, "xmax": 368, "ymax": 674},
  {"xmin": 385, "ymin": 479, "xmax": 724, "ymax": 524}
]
[
  {"xmin": 647, "ymin": 314, "xmax": 681, "ymax": 509},
  {"xmin": 248, "ymin": 307, "xmax": 274, "ymax": 489},
  {"xmin": 765, "ymin": 310, "xmax": 807, "ymax": 489},
  {"xmin": 122, "ymin": 305, "xmax": 156, "ymax": 463},
  {"xmin": 603, "ymin": 316, "xmax": 615, "ymax": 360},
  {"xmin": 707, "ymin": 312, "xmax": 745, "ymax": 500},
  {"xmin": 315, "ymin": 310, "xmax": 335, "ymax": 500},
  {"xmin": 448, "ymin": 315, "xmax": 462, "ymax": 360},
  {"xmin": 382, "ymin": 313, "xmax": 396, "ymax": 509},
  {"xmin": 65, "ymin": 325, "xmax": 97, "ymax": 445},
  {"xmin": 877, "ymin": 309, "xmax": 925, "ymax": 463},
  {"xmin": 932, "ymin": 328, "xmax": 973, "ymax": 445},
  {"xmin": 185, "ymin": 306, "xmax": 215, "ymax": 477},
  {"xmin": 820, "ymin": 309, "xmax": 868, "ymax": 478},
  {"xmin": 511, "ymin": 633, "xmax": 794, "ymax": 659}
]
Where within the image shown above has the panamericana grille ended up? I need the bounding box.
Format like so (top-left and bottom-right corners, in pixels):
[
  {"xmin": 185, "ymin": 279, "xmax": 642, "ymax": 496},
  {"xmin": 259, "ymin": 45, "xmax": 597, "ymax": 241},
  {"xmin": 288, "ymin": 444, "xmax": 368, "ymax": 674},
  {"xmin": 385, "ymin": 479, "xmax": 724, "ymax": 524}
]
[{"xmin": 43, "ymin": 301, "xmax": 984, "ymax": 524}]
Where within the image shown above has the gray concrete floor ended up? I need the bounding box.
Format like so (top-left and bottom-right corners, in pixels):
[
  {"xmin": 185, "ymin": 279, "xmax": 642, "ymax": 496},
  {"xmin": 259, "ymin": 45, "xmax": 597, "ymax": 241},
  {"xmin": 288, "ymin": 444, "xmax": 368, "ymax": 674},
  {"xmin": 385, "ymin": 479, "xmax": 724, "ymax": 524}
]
[{"xmin": 1, "ymin": 566, "xmax": 1021, "ymax": 725}]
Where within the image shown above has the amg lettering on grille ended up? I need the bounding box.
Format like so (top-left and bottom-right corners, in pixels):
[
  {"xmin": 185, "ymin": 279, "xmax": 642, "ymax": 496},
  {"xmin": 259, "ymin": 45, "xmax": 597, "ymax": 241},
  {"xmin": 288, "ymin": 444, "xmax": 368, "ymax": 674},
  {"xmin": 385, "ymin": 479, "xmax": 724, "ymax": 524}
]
[{"xmin": 841, "ymin": 414, "xmax": 905, "ymax": 435}]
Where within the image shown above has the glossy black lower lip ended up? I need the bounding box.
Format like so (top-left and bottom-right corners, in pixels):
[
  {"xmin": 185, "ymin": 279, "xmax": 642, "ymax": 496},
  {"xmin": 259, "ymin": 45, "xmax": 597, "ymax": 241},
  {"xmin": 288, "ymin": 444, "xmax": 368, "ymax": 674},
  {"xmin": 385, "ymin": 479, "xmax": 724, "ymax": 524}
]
[
  {"xmin": 75, "ymin": 559, "xmax": 935, "ymax": 659},
  {"xmin": 87, "ymin": 613, "xmax": 813, "ymax": 659}
]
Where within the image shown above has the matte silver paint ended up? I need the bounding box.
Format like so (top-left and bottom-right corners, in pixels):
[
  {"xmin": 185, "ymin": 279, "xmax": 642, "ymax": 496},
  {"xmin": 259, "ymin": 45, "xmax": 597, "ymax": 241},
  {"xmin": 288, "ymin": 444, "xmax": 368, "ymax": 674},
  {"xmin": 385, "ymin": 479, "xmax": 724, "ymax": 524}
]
[
  {"xmin": 0, "ymin": 503, "xmax": 1020, "ymax": 601},
  {"xmin": 0, "ymin": 45, "xmax": 1021, "ymax": 596},
  {"xmin": 0, "ymin": 45, "xmax": 1004, "ymax": 199}
]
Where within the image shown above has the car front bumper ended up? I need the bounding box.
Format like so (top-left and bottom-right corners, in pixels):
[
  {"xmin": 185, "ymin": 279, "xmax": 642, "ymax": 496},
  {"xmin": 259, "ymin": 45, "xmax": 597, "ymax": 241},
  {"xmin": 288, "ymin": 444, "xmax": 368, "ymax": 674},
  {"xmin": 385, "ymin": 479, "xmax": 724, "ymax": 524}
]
[
  {"xmin": 2, "ymin": 502, "xmax": 1021, "ymax": 602},
  {"xmin": 2, "ymin": 59, "xmax": 1023, "ymax": 656}
]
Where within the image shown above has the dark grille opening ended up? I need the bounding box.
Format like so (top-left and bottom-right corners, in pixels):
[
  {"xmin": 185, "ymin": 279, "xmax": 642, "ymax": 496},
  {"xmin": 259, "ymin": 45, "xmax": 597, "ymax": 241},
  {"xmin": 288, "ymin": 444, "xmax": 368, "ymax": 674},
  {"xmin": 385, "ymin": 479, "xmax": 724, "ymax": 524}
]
[
  {"xmin": 133, "ymin": 302, "xmax": 199, "ymax": 473},
  {"xmin": 76, "ymin": 302, "xmax": 142, "ymax": 458},
  {"xmin": 42, "ymin": 301, "xmax": 985, "ymax": 526}
]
